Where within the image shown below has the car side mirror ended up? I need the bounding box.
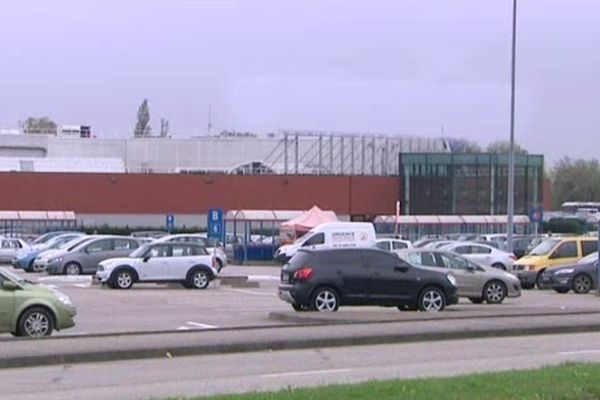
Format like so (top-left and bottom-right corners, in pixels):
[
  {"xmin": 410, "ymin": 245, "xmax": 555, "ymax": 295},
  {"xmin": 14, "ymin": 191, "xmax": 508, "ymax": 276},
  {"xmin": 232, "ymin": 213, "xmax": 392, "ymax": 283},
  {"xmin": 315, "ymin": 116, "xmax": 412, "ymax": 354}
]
[
  {"xmin": 1, "ymin": 281, "xmax": 19, "ymax": 291},
  {"xmin": 143, "ymin": 256, "xmax": 151, "ymax": 263},
  {"xmin": 466, "ymin": 265, "xmax": 475, "ymax": 272}
]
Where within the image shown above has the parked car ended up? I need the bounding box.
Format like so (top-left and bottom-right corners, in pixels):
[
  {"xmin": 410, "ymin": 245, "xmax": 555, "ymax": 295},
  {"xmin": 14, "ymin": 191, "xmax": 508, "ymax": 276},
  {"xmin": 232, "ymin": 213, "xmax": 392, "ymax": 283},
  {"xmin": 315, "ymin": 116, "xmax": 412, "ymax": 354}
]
[
  {"xmin": 31, "ymin": 231, "xmax": 80, "ymax": 246},
  {"xmin": 395, "ymin": 249, "xmax": 521, "ymax": 304},
  {"xmin": 275, "ymin": 222, "xmax": 377, "ymax": 263},
  {"xmin": 0, "ymin": 267, "xmax": 76, "ymax": 337},
  {"xmin": 373, "ymin": 238, "xmax": 412, "ymax": 252},
  {"xmin": 32, "ymin": 236, "xmax": 95, "ymax": 272},
  {"xmin": 513, "ymin": 237, "xmax": 598, "ymax": 289},
  {"xmin": 278, "ymin": 248, "xmax": 459, "ymax": 312},
  {"xmin": 12, "ymin": 233, "xmax": 85, "ymax": 272},
  {"xmin": 439, "ymin": 242, "xmax": 516, "ymax": 271},
  {"xmin": 45, "ymin": 236, "xmax": 142, "ymax": 275},
  {"xmin": 423, "ymin": 240, "xmax": 457, "ymax": 249},
  {"xmin": 154, "ymin": 234, "xmax": 228, "ymax": 271},
  {"xmin": 94, "ymin": 242, "xmax": 218, "ymax": 289},
  {"xmin": 0, "ymin": 238, "xmax": 30, "ymax": 264},
  {"xmin": 541, "ymin": 252, "xmax": 599, "ymax": 294}
]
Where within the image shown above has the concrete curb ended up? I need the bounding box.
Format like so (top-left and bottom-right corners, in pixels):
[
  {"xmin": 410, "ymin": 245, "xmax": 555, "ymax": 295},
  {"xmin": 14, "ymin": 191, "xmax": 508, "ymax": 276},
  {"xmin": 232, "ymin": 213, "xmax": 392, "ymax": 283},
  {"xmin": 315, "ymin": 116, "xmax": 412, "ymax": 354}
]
[{"xmin": 4, "ymin": 318, "xmax": 600, "ymax": 369}]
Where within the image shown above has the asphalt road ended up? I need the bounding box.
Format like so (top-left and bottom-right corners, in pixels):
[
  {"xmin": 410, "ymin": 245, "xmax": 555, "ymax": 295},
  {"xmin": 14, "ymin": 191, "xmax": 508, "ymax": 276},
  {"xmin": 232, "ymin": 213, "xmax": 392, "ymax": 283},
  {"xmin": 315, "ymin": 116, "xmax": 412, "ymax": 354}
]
[
  {"xmin": 4, "ymin": 331, "xmax": 600, "ymax": 400},
  {"xmin": 3, "ymin": 265, "xmax": 600, "ymax": 336}
]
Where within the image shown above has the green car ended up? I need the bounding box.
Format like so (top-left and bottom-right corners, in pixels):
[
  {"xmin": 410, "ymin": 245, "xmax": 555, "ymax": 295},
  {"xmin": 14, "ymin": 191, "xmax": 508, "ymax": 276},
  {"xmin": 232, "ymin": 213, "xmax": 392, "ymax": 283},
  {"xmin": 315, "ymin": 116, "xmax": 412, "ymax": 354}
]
[{"xmin": 0, "ymin": 268, "xmax": 76, "ymax": 337}]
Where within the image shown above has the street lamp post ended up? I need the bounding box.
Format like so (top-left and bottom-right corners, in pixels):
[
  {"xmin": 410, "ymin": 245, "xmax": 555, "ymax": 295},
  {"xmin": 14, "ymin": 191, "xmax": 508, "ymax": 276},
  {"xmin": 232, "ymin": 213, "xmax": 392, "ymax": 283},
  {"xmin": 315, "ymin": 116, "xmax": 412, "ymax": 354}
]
[{"xmin": 507, "ymin": 0, "xmax": 518, "ymax": 253}]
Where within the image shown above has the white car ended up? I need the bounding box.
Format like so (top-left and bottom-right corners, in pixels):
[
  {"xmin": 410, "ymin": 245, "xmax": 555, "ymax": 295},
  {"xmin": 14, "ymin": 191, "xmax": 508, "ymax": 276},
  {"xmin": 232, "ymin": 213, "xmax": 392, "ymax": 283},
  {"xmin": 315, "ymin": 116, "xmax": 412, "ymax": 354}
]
[
  {"xmin": 0, "ymin": 237, "xmax": 30, "ymax": 264},
  {"xmin": 95, "ymin": 242, "xmax": 218, "ymax": 290},
  {"xmin": 374, "ymin": 238, "xmax": 413, "ymax": 252},
  {"xmin": 439, "ymin": 242, "xmax": 517, "ymax": 271},
  {"xmin": 154, "ymin": 234, "xmax": 228, "ymax": 271}
]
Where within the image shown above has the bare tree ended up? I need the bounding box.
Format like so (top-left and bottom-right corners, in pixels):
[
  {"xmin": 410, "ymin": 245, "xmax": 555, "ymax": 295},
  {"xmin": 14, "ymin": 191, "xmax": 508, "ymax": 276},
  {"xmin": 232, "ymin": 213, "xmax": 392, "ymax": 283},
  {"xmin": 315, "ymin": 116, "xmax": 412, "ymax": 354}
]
[
  {"xmin": 552, "ymin": 157, "xmax": 600, "ymax": 208},
  {"xmin": 486, "ymin": 140, "xmax": 528, "ymax": 155},
  {"xmin": 450, "ymin": 139, "xmax": 483, "ymax": 153},
  {"xmin": 21, "ymin": 117, "xmax": 58, "ymax": 135},
  {"xmin": 134, "ymin": 99, "xmax": 152, "ymax": 137}
]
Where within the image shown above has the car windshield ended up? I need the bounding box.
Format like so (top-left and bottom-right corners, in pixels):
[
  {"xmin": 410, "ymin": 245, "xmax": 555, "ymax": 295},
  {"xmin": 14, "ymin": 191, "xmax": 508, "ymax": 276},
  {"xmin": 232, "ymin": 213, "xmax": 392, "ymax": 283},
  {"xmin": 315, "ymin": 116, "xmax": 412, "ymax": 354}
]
[
  {"xmin": 130, "ymin": 244, "xmax": 150, "ymax": 258},
  {"xmin": 529, "ymin": 239, "xmax": 561, "ymax": 256},
  {"xmin": 62, "ymin": 237, "xmax": 91, "ymax": 251},
  {"xmin": 32, "ymin": 232, "xmax": 57, "ymax": 245},
  {"xmin": 0, "ymin": 267, "xmax": 29, "ymax": 285}
]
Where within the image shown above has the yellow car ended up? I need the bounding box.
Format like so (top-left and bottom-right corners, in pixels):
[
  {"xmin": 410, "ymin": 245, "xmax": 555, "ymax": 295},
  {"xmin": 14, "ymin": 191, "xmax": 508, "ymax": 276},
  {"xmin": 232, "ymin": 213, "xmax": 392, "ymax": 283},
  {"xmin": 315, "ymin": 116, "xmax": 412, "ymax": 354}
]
[{"xmin": 513, "ymin": 237, "xmax": 597, "ymax": 289}]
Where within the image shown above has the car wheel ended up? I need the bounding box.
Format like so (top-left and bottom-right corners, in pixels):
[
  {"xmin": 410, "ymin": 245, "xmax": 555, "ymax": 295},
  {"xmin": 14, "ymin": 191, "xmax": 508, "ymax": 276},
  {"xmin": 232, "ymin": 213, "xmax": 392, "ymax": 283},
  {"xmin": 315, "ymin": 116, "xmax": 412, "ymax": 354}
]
[
  {"xmin": 310, "ymin": 287, "xmax": 339, "ymax": 312},
  {"xmin": 25, "ymin": 260, "xmax": 35, "ymax": 273},
  {"xmin": 64, "ymin": 263, "xmax": 81, "ymax": 276},
  {"xmin": 554, "ymin": 287, "xmax": 570, "ymax": 294},
  {"xmin": 572, "ymin": 274, "xmax": 593, "ymax": 294},
  {"xmin": 113, "ymin": 269, "xmax": 134, "ymax": 289},
  {"xmin": 418, "ymin": 287, "xmax": 446, "ymax": 312},
  {"xmin": 491, "ymin": 263, "xmax": 507, "ymax": 271},
  {"xmin": 469, "ymin": 297, "xmax": 484, "ymax": 304},
  {"xmin": 18, "ymin": 307, "xmax": 54, "ymax": 338},
  {"xmin": 521, "ymin": 282, "xmax": 535, "ymax": 290},
  {"xmin": 536, "ymin": 271, "xmax": 547, "ymax": 290},
  {"xmin": 188, "ymin": 269, "xmax": 210, "ymax": 289},
  {"xmin": 483, "ymin": 281, "xmax": 507, "ymax": 304},
  {"xmin": 292, "ymin": 304, "xmax": 308, "ymax": 312}
]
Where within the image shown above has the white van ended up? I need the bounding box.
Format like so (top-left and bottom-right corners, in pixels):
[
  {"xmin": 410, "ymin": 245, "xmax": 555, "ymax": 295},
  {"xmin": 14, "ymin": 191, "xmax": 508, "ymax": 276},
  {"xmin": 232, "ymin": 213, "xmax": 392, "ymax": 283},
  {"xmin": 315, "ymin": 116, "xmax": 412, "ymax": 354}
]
[{"xmin": 274, "ymin": 222, "xmax": 376, "ymax": 262}]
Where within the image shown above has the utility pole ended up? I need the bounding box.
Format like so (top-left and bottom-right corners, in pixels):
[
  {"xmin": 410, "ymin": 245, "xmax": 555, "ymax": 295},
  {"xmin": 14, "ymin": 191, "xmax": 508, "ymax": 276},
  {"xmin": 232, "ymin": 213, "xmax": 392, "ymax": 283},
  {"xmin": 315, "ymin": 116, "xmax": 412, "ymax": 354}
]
[
  {"xmin": 208, "ymin": 104, "xmax": 212, "ymax": 135},
  {"xmin": 507, "ymin": 0, "xmax": 518, "ymax": 253}
]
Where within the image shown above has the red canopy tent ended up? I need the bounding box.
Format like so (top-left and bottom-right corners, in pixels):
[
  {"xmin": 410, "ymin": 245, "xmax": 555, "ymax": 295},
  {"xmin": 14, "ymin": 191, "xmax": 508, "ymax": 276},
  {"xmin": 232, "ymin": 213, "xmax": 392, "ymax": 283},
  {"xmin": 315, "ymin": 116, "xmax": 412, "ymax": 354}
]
[{"xmin": 281, "ymin": 206, "xmax": 338, "ymax": 238}]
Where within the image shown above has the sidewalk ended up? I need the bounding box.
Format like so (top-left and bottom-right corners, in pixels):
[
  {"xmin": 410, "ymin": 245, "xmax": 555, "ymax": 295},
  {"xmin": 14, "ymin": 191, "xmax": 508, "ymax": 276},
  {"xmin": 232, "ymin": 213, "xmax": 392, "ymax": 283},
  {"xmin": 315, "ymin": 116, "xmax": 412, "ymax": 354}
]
[{"xmin": 3, "ymin": 310, "xmax": 600, "ymax": 369}]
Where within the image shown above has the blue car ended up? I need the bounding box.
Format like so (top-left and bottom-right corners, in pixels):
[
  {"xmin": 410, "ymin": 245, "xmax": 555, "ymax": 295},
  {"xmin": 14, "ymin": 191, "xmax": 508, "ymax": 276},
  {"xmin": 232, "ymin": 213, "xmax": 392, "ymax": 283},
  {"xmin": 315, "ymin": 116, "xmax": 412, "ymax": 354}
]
[{"xmin": 13, "ymin": 233, "xmax": 84, "ymax": 272}]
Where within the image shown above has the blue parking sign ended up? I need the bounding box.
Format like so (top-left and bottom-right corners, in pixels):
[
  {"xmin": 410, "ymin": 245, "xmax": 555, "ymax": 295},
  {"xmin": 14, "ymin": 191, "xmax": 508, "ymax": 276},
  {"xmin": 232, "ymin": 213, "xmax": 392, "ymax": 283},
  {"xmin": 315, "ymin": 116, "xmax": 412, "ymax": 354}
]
[
  {"xmin": 208, "ymin": 208, "xmax": 224, "ymax": 239},
  {"xmin": 166, "ymin": 214, "xmax": 175, "ymax": 231}
]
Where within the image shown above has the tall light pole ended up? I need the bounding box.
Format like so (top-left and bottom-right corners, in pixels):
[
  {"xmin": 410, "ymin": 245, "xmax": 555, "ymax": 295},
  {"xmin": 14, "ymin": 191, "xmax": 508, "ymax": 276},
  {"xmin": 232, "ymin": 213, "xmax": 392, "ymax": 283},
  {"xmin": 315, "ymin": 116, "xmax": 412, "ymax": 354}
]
[{"xmin": 507, "ymin": 0, "xmax": 518, "ymax": 253}]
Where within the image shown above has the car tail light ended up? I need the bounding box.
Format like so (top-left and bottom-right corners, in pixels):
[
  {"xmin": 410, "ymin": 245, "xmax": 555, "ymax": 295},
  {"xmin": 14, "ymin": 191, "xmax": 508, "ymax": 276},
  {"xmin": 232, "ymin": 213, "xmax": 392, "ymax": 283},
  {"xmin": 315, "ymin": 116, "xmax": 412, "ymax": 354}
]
[
  {"xmin": 509, "ymin": 254, "xmax": 517, "ymax": 260},
  {"xmin": 293, "ymin": 267, "xmax": 313, "ymax": 282}
]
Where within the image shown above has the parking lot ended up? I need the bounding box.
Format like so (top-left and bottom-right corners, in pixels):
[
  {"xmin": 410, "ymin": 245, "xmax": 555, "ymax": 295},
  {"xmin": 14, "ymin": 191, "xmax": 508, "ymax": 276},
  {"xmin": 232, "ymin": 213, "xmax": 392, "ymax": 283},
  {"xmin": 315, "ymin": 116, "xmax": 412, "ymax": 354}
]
[{"xmin": 3, "ymin": 264, "xmax": 600, "ymax": 338}]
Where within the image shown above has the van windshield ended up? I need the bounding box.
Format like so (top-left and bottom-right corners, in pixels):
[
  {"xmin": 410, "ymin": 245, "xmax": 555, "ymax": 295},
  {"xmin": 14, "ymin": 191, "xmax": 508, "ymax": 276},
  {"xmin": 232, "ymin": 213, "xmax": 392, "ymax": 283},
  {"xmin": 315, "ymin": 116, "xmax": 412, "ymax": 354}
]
[{"xmin": 529, "ymin": 239, "xmax": 561, "ymax": 256}]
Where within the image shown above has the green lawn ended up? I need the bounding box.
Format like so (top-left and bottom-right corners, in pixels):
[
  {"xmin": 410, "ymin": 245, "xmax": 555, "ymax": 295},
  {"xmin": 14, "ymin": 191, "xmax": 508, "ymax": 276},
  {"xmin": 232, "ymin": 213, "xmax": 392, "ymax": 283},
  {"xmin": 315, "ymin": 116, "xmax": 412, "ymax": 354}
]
[{"xmin": 173, "ymin": 363, "xmax": 600, "ymax": 400}]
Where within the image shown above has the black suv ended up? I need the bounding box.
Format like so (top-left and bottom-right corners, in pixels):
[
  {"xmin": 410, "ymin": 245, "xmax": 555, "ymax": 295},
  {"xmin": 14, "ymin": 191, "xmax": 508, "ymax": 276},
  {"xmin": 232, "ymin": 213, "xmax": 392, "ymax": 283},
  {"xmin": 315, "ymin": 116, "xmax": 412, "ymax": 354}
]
[{"xmin": 278, "ymin": 248, "xmax": 459, "ymax": 312}]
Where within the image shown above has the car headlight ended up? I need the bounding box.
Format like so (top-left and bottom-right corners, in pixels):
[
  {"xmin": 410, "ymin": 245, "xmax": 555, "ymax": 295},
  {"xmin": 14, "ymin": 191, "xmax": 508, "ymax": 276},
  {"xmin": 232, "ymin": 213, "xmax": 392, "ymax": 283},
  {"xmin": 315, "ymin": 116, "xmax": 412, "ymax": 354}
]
[
  {"xmin": 555, "ymin": 268, "xmax": 574, "ymax": 275},
  {"xmin": 53, "ymin": 291, "xmax": 73, "ymax": 306},
  {"xmin": 447, "ymin": 274, "xmax": 457, "ymax": 286},
  {"xmin": 49, "ymin": 257, "xmax": 63, "ymax": 264},
  {"xmin": 97, "ymin": 265, "xmax": 105, "ymax": 272}
]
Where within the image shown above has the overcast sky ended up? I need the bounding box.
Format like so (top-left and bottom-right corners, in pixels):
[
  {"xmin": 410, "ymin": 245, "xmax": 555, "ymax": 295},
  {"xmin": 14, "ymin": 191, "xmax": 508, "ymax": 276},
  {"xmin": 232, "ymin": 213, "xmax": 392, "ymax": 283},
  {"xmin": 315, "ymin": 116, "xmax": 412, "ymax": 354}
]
[{"xmin": 1, "ymin": 0, "xmax": 599, "ymax": 164}]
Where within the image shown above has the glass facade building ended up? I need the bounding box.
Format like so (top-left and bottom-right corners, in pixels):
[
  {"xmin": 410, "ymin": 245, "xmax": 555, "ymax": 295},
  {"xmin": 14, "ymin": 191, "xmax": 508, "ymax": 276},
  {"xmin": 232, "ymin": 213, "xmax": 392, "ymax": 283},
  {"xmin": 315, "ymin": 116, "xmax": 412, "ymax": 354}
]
[{"xmin": 399, "ymin": 153, "xmax": 544, "ymax": 215}]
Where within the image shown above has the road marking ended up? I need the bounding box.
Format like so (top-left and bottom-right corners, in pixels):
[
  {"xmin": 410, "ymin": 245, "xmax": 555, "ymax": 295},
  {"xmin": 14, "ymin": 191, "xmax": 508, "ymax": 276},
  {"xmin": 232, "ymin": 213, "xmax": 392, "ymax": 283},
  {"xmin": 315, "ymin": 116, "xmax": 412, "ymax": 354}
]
[
  {"xmin": 224, "ymin": 288, "xmax": 273, "ymax": 297},
  {"xmin": 177, "ymin": 327, "xmax": 191, "ymax": 331},
  {"xmin": 247, "ymin": 275, "xmax": 280, "ymax": 282},
  {"xmin": 38, "ymin": 276, "xmax": 91, "ymax": 283},
  {"xmin": 261, "ymin": 368, "xmax": 353, "ymax": 379},
  {"xmin": 558, "ymin": 349, "xmax": 600, "ymax": 356},
  {"xmin": 74, "ymin": 283, "xmax": 90, "ymax": 288},
  {"xmin": 185, "ymin": 321, "xmax": 218, "ymax": 329}
]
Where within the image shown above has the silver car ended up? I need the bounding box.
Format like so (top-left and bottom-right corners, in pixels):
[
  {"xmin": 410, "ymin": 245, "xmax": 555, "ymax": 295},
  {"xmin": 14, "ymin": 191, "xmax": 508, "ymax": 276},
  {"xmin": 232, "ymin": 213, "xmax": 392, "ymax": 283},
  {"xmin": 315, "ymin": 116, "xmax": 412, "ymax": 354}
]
[
  {"xmin": 395, "ymin": 249, "xmax": 521, "ymax": 304},
  {"xmin": 44, "ymin": 236, "xmax": 142, "ymax": 275}
]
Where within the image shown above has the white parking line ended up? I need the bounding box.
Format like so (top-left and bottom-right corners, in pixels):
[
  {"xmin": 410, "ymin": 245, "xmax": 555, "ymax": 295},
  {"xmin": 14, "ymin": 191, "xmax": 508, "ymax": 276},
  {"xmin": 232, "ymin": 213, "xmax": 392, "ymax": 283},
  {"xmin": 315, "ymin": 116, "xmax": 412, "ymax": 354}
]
[
  {"xmin": 74, "ymin": 283, "xmax": 91, "ymax": 288},
  {"xmin": 558, "ymin": 349, "xmax": 600, "ymax": 356},
  {"xmin": 246, "ymin": 275, "xmax": 280, "ymax": 282},
  {"xmin": 261, "ymin": 368, "xmax": 353, "ymax": 379},
  {"xmin": 177, "ymin": 326, "xmax": 191, "ymax": 331},
  {"xmin": 224, "ymin": 288, "xmax": 273, "ymax": 297},
  {"xmin": 185, "ymin": 321, "xmax": 218, "ymax": 329}
]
